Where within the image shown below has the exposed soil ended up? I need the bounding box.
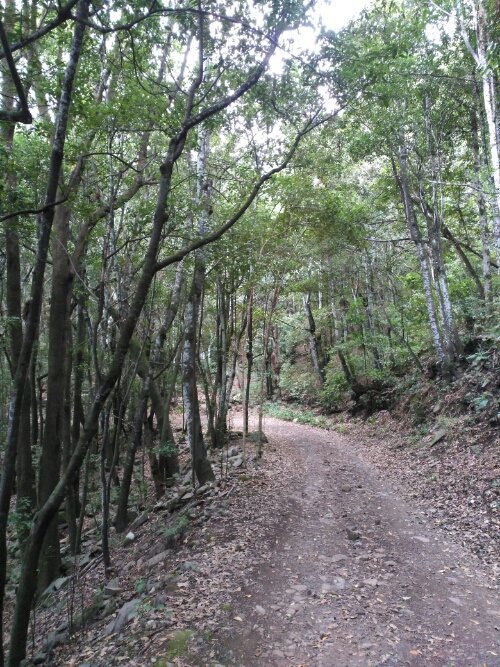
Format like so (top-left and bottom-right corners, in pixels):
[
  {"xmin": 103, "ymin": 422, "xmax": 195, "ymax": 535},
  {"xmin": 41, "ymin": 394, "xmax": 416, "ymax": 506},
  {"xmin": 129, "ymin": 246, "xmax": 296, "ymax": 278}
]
[
  {"xmin": 31, "ymin": 414, "xmax": 499, "ymax": 667},
  {"xmin": 192, "ymin": 417, "xmax": 500, "ymax": 667},
  {"xmin": 340, "ymin": 410, "xmax": 500, "ymax": 569}
]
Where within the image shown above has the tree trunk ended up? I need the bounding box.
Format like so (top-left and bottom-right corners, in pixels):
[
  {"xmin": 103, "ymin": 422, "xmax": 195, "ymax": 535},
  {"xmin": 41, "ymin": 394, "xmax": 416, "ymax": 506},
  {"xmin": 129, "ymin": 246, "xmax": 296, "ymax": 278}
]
[
  {"xmin": 363, "ymin": 253, "xmax": 382, "ymax": 371},
  {"xmin": 331, "ymin": 293, "xmax": 356, "ymax": 387},
  {"xmin": 198, "ymin": 351, "xmax": 216, "ymax": 446},
  {"xmin": 1, "ymin": 0, "xmax": 35, "ymax": 547},
  {"xmin": 393, "ymin": 151, "xmax": 446, "ymax": 369},
  {"xmin": 116, "ymin": 259, "xmax": 185, "ymax": 524},
  {"xmin": 182, "ymin": 131, "xmax": 215, "ymax": 484},
  {"xmin": 0, "ymin": 4, "xmax": 89, "ymax": 661},
  {"xmin": 460, "ymin": 0, "xmax": 500, "ymax": 264},
  {"xmin": 421, "ymin": 95, "xmax": 461, "ymax": 365},
  {"xmin": 115, "ymin": 391, "xmax": 147, "ymax": 532},
  {"xmin": 476, "ymin": 1, "xmax": 500, "ymax": 264},
  {"xmin": 182, "ymin": 286, "xmax": 215, "ymax": 484},
  {"xmin": 63, "ymin": 320, "xmax": 78, "ymax": 554},
  {"xmin": 243, "ymin": 289, "xmax": 254, "ymax": 436},
  {"xmin": 303, "ymin": 294, "xmax": 325, "ymax": 385},
  {"xmin": 470, "ymin": 106, "xmax": 493, "ymax": 303},
  {"xmin": 214, "ymin": 304, "xmax": 247, "ymax": 446},
  {"xmin": 158, "ymin": 340, "xmax": 183, "ymax": 485},
  {"xmin": 442, "ymin": 223, "xmax": 485, "ymax": 299},
  {"xmin": 257, "ymin": 288, "xmax": 280, "ymax": 456},
  {"xmin": 70, "ymin": 299, "xmax": 87, "ymax": 524},
  {"xmin": 37, "ymin": 201, "xmax": 74, "ymax": 592}
]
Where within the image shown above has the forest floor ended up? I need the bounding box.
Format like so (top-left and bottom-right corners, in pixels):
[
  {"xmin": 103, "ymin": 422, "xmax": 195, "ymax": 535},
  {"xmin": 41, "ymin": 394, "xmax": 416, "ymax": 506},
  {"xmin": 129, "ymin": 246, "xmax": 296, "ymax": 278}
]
[
  {"xmin": 45, "ymin": 412, "xmax": 500, "ymax": 667},
  {"xmin": 200, "ymin": 416, "xmax": 499, "ymax": 667}
]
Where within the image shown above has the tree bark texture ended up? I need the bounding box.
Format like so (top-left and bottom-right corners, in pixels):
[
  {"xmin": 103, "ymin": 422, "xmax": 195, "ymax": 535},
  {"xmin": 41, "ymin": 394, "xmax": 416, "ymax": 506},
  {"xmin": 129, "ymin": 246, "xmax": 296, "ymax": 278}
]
[
  {"xmin": 182, "ymin": 131, "xmax": 215, "ymax": 484},
  {"xmin": 0, "ymin": 3, "xmax": 90, "ymax": 663},
  {"xmin": 394, "ymin": 151, "xmax": 446, "ymax": 369}
]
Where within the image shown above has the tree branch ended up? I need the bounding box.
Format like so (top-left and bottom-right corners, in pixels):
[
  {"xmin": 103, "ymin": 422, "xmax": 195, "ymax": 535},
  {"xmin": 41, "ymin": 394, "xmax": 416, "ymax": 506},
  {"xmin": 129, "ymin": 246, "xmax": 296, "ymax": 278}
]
[
  {"xmin": 0, "ymin": 198, "xmax": 68, "ymax": 223},
  {"xmin": 0, "ymin": 0, "xmax": 80, "ymax": 60},
  {"xmin": 0, "ymin": 20, "xmax": 32, "ymax": 123},
  {"xmin": 155, "ymin": 116, "xmax": 329, "ymax": 272}
]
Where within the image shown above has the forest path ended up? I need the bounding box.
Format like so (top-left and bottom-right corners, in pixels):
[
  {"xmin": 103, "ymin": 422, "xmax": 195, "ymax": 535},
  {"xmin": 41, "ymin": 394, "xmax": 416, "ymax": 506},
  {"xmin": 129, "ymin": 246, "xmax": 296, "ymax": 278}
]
[{"xmin": 206, "ymin": 417, "xmax": 500, "ymax": 667}]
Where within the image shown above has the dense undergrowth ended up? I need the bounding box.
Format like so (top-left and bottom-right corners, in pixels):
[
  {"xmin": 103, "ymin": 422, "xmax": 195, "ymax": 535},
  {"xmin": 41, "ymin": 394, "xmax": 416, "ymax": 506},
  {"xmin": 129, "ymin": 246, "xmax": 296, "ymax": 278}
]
[{"xmin": 276, "ymin": 331, "xmax": 499, "ymax": 426}]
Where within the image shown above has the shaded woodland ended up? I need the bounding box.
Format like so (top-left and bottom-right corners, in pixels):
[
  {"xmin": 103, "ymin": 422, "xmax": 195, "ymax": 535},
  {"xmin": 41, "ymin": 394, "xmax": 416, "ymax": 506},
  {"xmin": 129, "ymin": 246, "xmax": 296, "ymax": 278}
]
[{"xmin": 0, "ymin": 0, "xmax": 498, "ymax": 664}]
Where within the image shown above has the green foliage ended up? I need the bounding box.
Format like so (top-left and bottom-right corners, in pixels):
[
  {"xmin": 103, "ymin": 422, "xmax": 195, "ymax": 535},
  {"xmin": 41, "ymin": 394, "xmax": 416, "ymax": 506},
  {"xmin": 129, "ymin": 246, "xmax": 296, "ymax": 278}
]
[
  {"xmin": 163, "ymin": 515, "xmax": 189, "ymax": 545},
  {"xmin": 1, "ymin": 6, "xmax": 499, "ymax": 665},
  {"xmin": 8, "ymin": 498, "xmax": 32, "ymax": 538},
  {"xmin": 264, "ymin": 403, "xmax": 330, "ymax": 429},
  {"xmin": 135, "ymin": 578, "xmax": 147, "ymax": 595},
  {"xmin": 279, "ymin": 360, "xmax": 320, "ymax": 405},
  {"xmin": 409, "ymin": 395, "xmax": 428, "ymax": 426},
  {"xmin": 158, "ymin": 441, "xmax": 177, "ymax": 457},
  {"xmin": 320, "ymin": 371, "xmax": 349, "ymax": 408},
  {"xmin": 155, "ymin": 629, "xmax": 194, "ymax": 664},
  {"xmin": 472, "ymin": 393, "xmax": 492, "ymax": 413},
  {"xmin": 466, "ymin": 350, "xmax": 491, "ymax": 366}
]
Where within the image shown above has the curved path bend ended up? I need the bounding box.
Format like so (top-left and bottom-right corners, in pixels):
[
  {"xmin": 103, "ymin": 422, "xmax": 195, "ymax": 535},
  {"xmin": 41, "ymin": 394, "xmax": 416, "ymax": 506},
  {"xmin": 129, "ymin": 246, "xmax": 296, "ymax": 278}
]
[{"xmin": 210, "ymin": 417, "xmax": 500, "ymax": 667}]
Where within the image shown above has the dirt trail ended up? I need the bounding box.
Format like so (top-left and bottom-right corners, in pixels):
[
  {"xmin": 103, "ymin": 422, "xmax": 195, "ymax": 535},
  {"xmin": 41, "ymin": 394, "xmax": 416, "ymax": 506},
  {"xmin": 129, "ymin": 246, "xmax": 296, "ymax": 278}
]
[{"xmin": 207, "ymin": 418, "xmax": 500, "ymax": 667}]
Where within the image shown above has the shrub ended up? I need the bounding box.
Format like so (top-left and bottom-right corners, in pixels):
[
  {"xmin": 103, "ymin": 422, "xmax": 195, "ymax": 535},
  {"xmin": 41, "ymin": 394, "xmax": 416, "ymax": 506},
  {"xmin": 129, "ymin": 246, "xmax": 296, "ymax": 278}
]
[
  {"xmin": 264, "ymin": 403, "xmax": 330, "ymax": 429},
  {"xmin": 279, "ymin": 360, "xmax": 320, "ymax": 404},
  {"xmin": 320, "ymin": 371, "xmax": 349, "ymax": 409}
]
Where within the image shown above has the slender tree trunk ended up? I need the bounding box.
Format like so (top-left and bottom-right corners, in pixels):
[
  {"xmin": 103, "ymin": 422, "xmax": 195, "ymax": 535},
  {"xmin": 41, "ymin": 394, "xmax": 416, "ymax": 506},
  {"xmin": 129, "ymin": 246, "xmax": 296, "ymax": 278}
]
[
  {"xmin": 419, "ymin": 185, "xmax": 461, "ymax": 367},
  {"xmin": 381, "ymin": 304, "xmax": 424, "ymax": 372},
  {"xmin": 115, "ymin": 263, "xmax": 184, "ymax": 527},
  {"xmin": 213, "ymin": 279, "xmax": 229, "ymax": 448},
  {"xmin": 477, "ymin": 1, "xmax": 500, "ymax": 263},
  {"xmin": 1, "ymin": 0, "xmax": 35, "ymax": 547},
  {"xmin": 36, "ymin": 40, "xmax": 125, "ymax": 567},
  {"xmin": 74, "ymin": 449, "xmax": 91, "ymax": 555},
  {"xmin": 158, "ymin": 339, "xmax": 183, "ymax": 484},
  {"xmin": 115, "ymin": 390, "xmax": 146, "ymax": 532},
  {"xmin": 182, "ymin": 132, "xmax": 215, "ymax": 484},
  {"xmin": 442, "ymin": 222, "xmax": 485, "ymax": 298},
  {"xmin": 460, "ymin": 0, "xmax": 500, "ymax": 263},
  {"xmin": 470, "ymin": 107, "xmax": 493, "ymax": 303},
  {"xmin": 243, "ymin": 289, "xmax": 254, "ymax": 436},
  {"xmin": 182, "ymin": 284, "xmax": 215, "ymax": 484},
  {"xmin": 15, "ymin": 375, "xmax": 35, "ymax": 547},
  {"xmin": 331, "ymin": 292, "xmax": 355, "ymax": 387},
  {"xmin": 0, "ymin": 4, "xmax": 89, "ymax": 662},
  {"xmin": 393, "ymin": 151, "xmax": 446, "ymax": 369},
  {"xmin": 363, "ymin": 253, "xmax": 382, "ymax": 371},
  {"xmin": 269, "ymin": 326, "xmax": 281, "ymax": 399},
  {"xmin": 303, "ymin": 294, "xmax": 325, "ymax": 385},
  {"xmin": 198, "ymin": 352, "xmax": 216, "ymax": 446},
  {"xmin": 70, "ymin": 299, "xmax": 87, "ymax": 519},
  {"xmin": 214, "ymin": 305, "xmax": 247, "ymax": 445},
  {"xmin": 257, "ymin": 288, "xmax": 279, "ymax": 456},
  {"xmin": 421, "ymin": 96, "xmax": 461, "ymax": 365},
  {"xmin": 99, "ymin": 403, "xmax": 112, "ymax": 570},
  {"xmin": 63, "ymin": 320, "xmax": 78, "ymax": 554},
  {"xmin": 37, "ymin": 202, "xmax": 74, "ymax": 591},
  {"xmin": 30, "ymin": 346, "xmax": 38, "ymax": 456}
]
